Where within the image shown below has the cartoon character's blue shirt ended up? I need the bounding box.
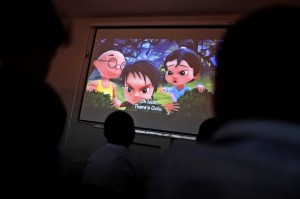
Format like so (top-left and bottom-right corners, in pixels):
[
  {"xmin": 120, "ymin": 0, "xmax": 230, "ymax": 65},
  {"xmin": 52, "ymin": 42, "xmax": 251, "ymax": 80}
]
[{"xmin": 166, "ymin": 86, "xmax": 192, "ymax": 102}]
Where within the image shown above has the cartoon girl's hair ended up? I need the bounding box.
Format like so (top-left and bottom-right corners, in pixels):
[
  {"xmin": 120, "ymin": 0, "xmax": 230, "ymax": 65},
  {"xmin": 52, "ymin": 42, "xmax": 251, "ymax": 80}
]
[
  {"xmin": 163, "ymin": 47, "xmax": 202, "ymax": 76},
  {"xmin": 121, "ymin": 60, "xmax": 161, "ymax": 93}
]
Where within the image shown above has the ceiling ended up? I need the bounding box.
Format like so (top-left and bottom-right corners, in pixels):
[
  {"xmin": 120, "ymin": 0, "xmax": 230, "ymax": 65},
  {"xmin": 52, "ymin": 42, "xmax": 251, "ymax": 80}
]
[{"xmin": 53, "ymin": 0, "xmax": 300, "ymax": 18}]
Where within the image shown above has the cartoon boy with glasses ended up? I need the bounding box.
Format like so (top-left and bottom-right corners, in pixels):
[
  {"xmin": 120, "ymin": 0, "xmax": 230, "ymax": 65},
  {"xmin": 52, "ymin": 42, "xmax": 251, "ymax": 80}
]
[{"xmin": 86, "ymin": 50, "xmax": 125, "ymax": 102}]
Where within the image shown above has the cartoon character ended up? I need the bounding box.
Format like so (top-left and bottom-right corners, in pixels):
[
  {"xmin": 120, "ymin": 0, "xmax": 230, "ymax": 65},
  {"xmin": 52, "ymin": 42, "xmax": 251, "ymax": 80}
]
[
  {"xmin": 112, "ymin": 60, "xmax": 179, "ymax": 113},
  {"xmin": 86, "ymin": 50, "xmax": 125, "ymax": 102},
  {"xmin": 111, "ymin": 60, "xmax": 163, "ymax": 109},
  {"xmin": 161, "ymin": 47, "xmax": 205, "ymax": 102}
]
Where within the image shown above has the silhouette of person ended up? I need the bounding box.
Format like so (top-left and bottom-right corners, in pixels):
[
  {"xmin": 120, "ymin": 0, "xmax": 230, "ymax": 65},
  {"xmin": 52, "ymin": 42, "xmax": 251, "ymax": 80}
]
[
  {"xmin": 1, "ymin": 0, "xmax": 69, "ymax": 197},
  {"xmin": 83, "ymin": 110, "xmax": 144, "ymax": 198},
  {"xmin": 196, "ymin": 117, "xmax": 222, "ymax": 143},
  {"xmin": 147, "ymin": 5, "xmax": 300, "ymax": 199}
]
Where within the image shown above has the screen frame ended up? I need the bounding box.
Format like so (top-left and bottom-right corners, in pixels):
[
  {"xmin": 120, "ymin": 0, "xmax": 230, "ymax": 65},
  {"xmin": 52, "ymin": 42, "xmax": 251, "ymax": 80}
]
[{"xmin": 73, "ymin": 24, "xmax": 230, "ymax": 139}]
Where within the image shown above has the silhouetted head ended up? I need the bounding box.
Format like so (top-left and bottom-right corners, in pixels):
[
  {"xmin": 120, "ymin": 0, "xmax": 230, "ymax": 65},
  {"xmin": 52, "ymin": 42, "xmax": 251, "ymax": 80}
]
[
  {"xmin": 1, "ymin": 0, "xmax": 70, "ymax": 80},
  {"xmin": 196, "ymin": 117, "xmax": 222, "ymax": 143},
  {"xmin": 0, "ymin": 1, "xmax": 68, "ymax": 197},
  {"xmin": 214, "ymin": 5, "xmax": 300, "ymax": 123},
  {"xmin": 104, "ymin": 111, "xmax": 135, "ymax": 147}
]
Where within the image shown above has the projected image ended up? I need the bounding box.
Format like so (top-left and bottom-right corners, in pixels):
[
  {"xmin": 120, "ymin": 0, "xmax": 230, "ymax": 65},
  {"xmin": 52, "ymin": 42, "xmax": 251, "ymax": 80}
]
[{"xmin": 79, "ymin": 27, "xmax": 226, "ymax": 135}]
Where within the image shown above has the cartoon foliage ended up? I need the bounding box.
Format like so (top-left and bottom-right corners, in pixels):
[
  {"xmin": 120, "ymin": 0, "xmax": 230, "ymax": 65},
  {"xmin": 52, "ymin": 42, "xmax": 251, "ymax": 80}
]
[
  {"xmin": 82, "ymin": 91, "xmax": 112, "ymax": 109},
  {"xmin": 175, "ymin": 89, "xmax": 214, "ymax": 120}
]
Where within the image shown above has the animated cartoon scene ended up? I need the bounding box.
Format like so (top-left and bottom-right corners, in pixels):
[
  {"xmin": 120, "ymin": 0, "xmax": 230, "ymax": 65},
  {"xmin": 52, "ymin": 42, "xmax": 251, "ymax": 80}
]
[{"xmin": 79, "ymin": 28, "xmax": 225, "ymax": 135}]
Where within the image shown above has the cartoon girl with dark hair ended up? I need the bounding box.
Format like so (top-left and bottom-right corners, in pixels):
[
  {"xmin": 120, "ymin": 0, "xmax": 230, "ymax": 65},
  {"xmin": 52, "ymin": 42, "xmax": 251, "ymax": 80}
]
[{"xmin": 161, "ymin": 47, "xmax": 205, "ymax": 102}]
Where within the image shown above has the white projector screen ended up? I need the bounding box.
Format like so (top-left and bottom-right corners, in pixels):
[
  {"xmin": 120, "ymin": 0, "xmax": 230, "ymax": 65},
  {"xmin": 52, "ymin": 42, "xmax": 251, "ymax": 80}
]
[{"xmin": 78, "ymin": 26, "xmax": 228, "ymax": 136}]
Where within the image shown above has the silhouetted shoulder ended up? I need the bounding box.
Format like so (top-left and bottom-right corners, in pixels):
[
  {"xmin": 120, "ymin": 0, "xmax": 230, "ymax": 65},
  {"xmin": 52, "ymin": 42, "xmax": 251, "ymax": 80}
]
[{"xmin": 215, "ymin": 5, "xmax": 300, "ymax": 122}]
